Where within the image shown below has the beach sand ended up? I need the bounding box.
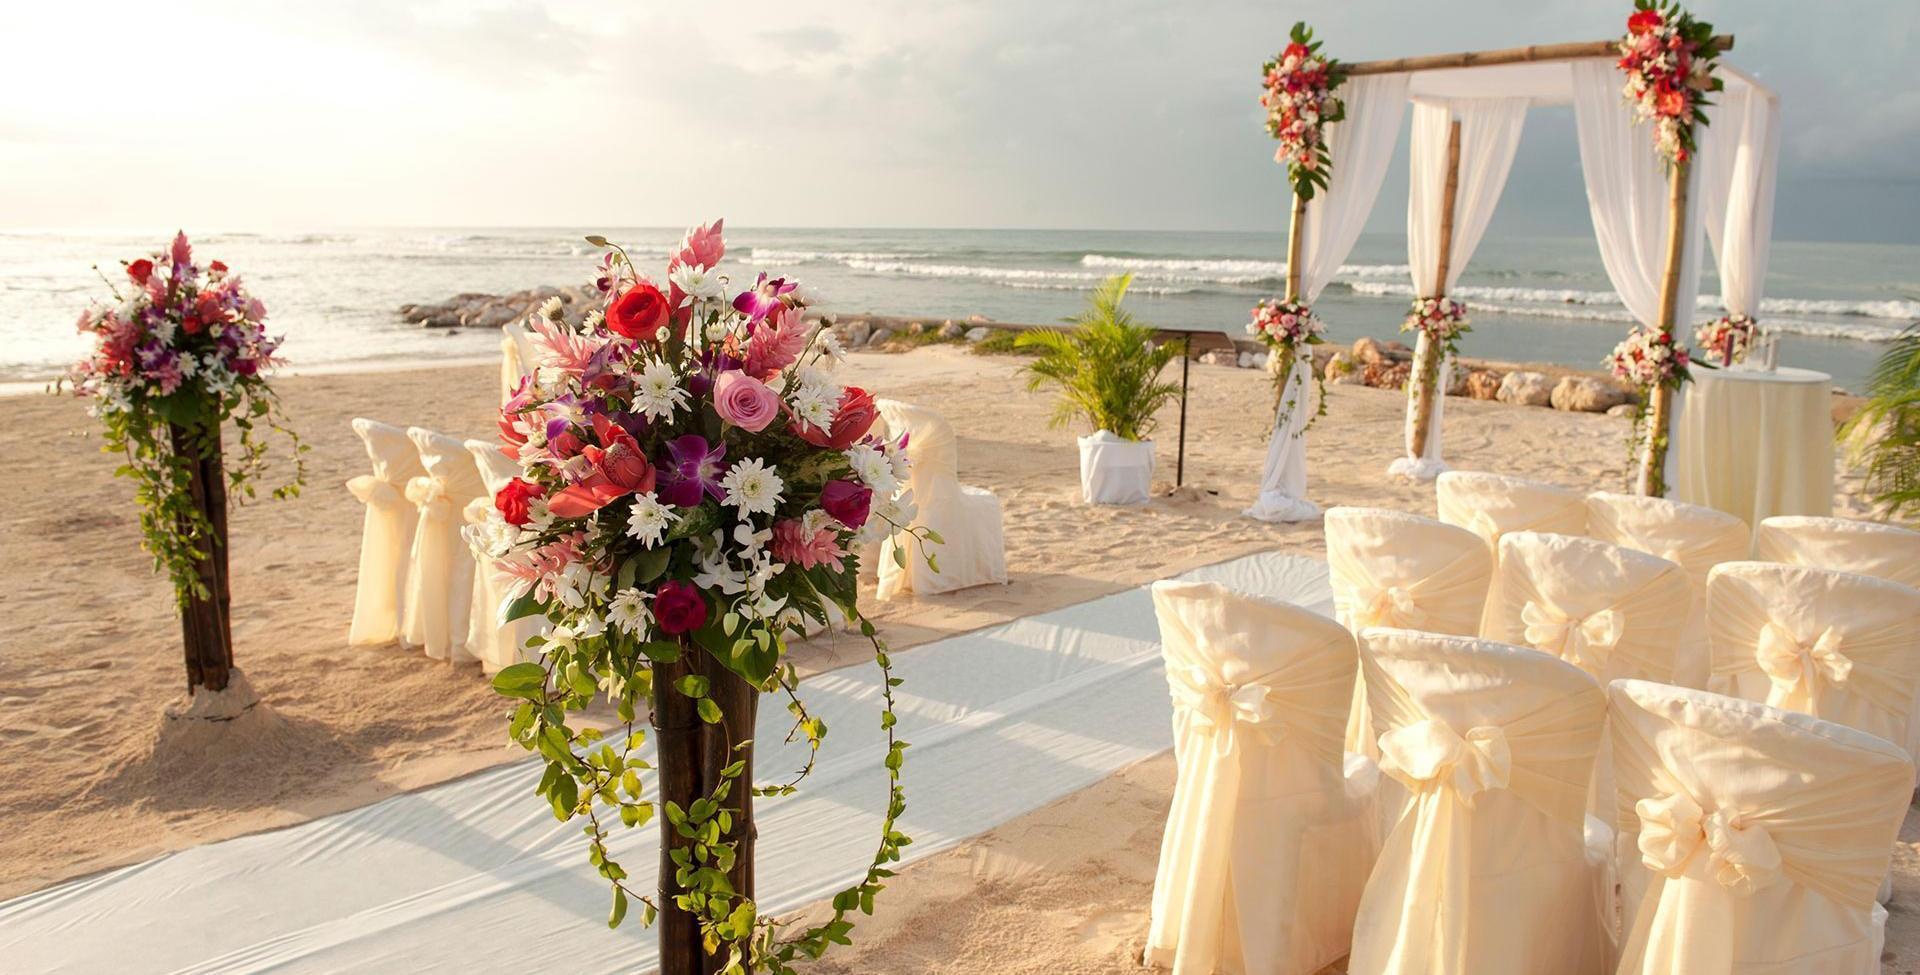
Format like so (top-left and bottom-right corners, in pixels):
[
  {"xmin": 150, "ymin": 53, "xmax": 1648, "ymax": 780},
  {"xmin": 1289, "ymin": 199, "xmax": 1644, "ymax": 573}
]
[{"xmin": 3, "ymin": 342, "xmax": 1905, "ymax": 971}]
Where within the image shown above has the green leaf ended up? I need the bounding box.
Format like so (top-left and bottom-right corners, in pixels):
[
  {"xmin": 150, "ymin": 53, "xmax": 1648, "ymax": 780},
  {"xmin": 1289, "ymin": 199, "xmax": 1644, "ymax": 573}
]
[
  {"xmin": 501, "ymin": 590, "xmax": 546, "ymax": 623},
  {"xmin": 609, "ymin": 887, "xmax": 628, "ymax": 928},
  {"xmin": 630, "ymin": 546, "xmax": 671, "ymax": 586},
  {"xmin": 676, "ymin": 675, "xmax": 710, "ymax": 698},
  {"xmin": 585, "ymin": 234, "xmax": 609, "ymax": 247},
  {"xmin": 696, "ymin": 697, "xmax": 723, "ymax": 724},
  {"xmin": 491, "ymin": 662, "xmax": 548, "ymax": 699}
]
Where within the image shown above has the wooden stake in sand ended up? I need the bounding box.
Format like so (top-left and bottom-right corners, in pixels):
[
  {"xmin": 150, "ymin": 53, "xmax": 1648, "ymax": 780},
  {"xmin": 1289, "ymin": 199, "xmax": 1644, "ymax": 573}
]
[
  {"xmin": 169, "ymin": 422, "xmax": 234, "ymax": 694},
  {"xmin": 1637, "ymin": 158, "xmax": 1693, "ymax": 497},
  {"xmin": 1407, "ymin": 120, "xmax": 1461, "ymax": 461}
]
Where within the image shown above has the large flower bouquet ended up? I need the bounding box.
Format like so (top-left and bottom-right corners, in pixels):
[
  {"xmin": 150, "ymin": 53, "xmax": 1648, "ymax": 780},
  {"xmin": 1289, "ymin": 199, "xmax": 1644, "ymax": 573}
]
[
  {"xmin": 1261, "ymin": 21, "xmax": 1346, "ymax": 200},
  {"xmin": 1617, "ymin": 0, "xmax": 1724, "ymax": 166},
  {"xmin": 477, "ymin": 221, "xmax": 927, "ymax": 972},
  {"xmin": 1606, "ymin": 323, "xmax": 1692, "ymax": 390},
  {"xmin": 1694, "ymin": 313, "xmax": 1756, "ymax": 366},
  {"xmin": 63, "ymin": 232, "xmax": 304, "ymax": 608},
  {"xmin": 1248, "ymin": 298, "xmax": 1328, "ymax": 436}
]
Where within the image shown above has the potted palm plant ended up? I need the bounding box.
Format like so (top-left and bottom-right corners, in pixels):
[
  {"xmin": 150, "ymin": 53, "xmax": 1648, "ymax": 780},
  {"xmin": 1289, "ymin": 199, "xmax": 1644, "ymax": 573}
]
[
  {"xmin": 1016, "ymin": 273, "xmax": 1181, "ymax": 504},
  {"xmin": 1839, "ymin": 322, "xmax": 1920, "ymax": 519}
]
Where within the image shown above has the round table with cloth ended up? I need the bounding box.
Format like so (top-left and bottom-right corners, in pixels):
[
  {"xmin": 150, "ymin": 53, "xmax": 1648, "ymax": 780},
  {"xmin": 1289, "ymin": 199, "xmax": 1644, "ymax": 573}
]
[{"xmin": 1668, "ymin": 366, "xmax": 1834, "ymax": 527}]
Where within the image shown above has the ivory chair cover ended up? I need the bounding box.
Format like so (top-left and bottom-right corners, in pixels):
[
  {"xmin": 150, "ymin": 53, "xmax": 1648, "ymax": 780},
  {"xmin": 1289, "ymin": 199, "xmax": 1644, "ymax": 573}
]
[
  {"xmin": 1607, "ymin": 680, "xmax": 1911, "ymax": 975},
  {"xmin": 1434, "ymin": 470, "xmax": 1586, "ymax": 634},
  {"xmin": 1488, "ymin": 532, "xmax": 1687, "ymax": 684},
  {"xmin": 347, "ymin": 419, "xmax": 427, "ymax": 646},
  {"xmin": 1324, "ymin": 506, "xmax": 1492, "ymax": 756},
  {"xmin": 1586, "ymin": 492, "xmax": 1748, "ymax": 687},
  {"xmin": 1706, "ymin": 561, "xmax": 1920, "ymax": 761},
  {"xmin": 1752, "ymin": 515, "xmax": 1920, "ymax": 589},
  {"xmin": 463, "ymin": 440, "xmax": 546, "ymax": 674},
  {"xmin": 499, "ymin": 323, "xmax": 538, "ymax": 404},
  {"xmin": 1144, "ymin": 581, "xmax": 1376, "ymax": 975},
  {"xmin": 874, "ymin": 399, "xmax": 1008, "ymax": 599},
  {"xmin": 1349, "ymin": 628, "xmax": 1606, "ymax": 975},
  {"xmin": 401, "ymin": 428, "xmax": 488, "ymax": 663}
]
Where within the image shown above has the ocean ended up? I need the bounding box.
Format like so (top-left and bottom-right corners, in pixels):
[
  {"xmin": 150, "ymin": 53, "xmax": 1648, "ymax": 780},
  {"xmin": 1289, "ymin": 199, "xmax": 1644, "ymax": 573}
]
[{"xmin": 4, "ymin": 227, "xmax": 1915, "ymax": 391}]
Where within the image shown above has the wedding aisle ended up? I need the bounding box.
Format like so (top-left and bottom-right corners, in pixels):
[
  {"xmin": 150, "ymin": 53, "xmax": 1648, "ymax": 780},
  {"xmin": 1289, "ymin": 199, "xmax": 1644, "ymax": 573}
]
[{"xmin": 0, "ymin": 552, "xmax": 1331, "ymax": 975}]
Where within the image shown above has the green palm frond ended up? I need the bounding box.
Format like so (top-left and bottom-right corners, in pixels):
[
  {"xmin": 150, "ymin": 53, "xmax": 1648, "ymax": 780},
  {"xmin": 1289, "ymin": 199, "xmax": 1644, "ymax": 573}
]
[
  {"xmin": 1015, "ymin": 273, "xmax": 1181, "ymax": 442},
  {"xmin": 1839, "ymin": 322, "xmax": 1920, "ymax": 520}
]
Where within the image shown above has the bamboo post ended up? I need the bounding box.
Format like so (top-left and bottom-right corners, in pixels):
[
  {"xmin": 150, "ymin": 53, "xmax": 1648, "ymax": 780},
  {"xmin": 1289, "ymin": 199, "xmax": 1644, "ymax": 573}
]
[
  {"xmin": 652, "ymin": 649, "xmax": 712, "ymax": 975},
  {"xmin": 170, "ymin": 422, "xmax": 233, "ymax": 693},
  {"xmin": 1408, "ymin": 120, "xmax": 1461, "ymax": 461},
  {"xmin": 1637, "ymin": 159, "xmax": 1692, "ymax": 497},
  {"xmin": 1344, "ymin": 35, "xmax": 1733, "ymax": 76},
  {"xmin": 1284, "ymin": 192, "xmax": 1306, "ymax": 304}
]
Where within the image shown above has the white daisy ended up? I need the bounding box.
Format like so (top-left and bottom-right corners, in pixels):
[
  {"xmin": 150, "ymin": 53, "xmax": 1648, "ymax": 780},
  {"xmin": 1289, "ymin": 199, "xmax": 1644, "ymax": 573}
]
[
  {"xmin": 668, "ymin": 263, "xmax": 725, "ymax": 305},
  {"xmin": 624, "ymin": 491, "xmax": 677, "ymax": 548},
  {"xmin": 789, "ymin": 381, "xmax": 838, "ymax": 430},
  {"xmin": 632, "ymin": 360, "xmax": 689, "ymax": 420},
  {"xmin": 720, "ymin": 457, "xmax": 784, "ymax": 516},
  {"xmin": 539, "ymin": 295, "xmax": 565, "ymax": 321},
  {"xmin": 606, "ymin": 588, "xmax": 652, "ymax": 634},
  {"xmin": 844, "ymin": 444, "xmax": 897, "ymax": 496}
]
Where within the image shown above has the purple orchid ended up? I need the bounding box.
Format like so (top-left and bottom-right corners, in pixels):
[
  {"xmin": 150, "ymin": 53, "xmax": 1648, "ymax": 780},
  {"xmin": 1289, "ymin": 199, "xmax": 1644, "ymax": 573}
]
[
  {"xmin": 730, "ymin": 273, "xmax": 797, "ymax": 327},
  {"xmin": 656, "ymin": 434, "xmax": 728, "ymax": 507}
]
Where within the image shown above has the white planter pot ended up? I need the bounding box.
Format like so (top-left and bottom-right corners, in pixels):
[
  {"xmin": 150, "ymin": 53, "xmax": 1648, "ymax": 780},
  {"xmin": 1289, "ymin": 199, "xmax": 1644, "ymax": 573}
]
[{"xmin": 1078, "ymin": 431, "xmax": 1154, "ymax": 505}]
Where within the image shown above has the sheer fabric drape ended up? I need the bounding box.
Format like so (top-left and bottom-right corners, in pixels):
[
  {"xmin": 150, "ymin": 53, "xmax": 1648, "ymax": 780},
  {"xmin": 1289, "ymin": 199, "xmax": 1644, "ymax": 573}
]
[
  {"xmin": 1324, "ymin": 506, "xmax": 1492, "ymax": 756},
  {"xmin": 401, "ymin": 428, "xmax": 487, "ymax": 662},
  {"xmin": 873, "ymin": 399, "xmax": 1007, "ymax": 599},
  {"xmin": 1585, "ymin": 492, "xmax": 1748, "ymax": 687},
  {"xmin": 1349, "ymin": 629, "xmax": 1606, "ymax": 975},
  {"xmin": 1247, "ymin": 73, "xmax": 1409, "ymax": 523},
  {"xmin": 1144, "ymin": 581, "xmax": 1376, "ymax": 975},
  {"xmin": 1698, "ymin": 82, "xmax": 1781, "ymax": 322},
  {"xmin": 1752, "ymin": 516, "xmax": 1920, "ymax": 589},
  {"xmin": 1434, "ymin": 471, "xmax": 1586, "ymax": 634},
  {"xmin": 1392, "ymin": 97, "xmax": 1527, "ymax": 480},
  {"xmin": 347, "ymin": 418, "xmax": 426, "ymax": 646},
  {"xmin": 1607, "ymin": 681, "xmax": 1911, "ymax": 975}
]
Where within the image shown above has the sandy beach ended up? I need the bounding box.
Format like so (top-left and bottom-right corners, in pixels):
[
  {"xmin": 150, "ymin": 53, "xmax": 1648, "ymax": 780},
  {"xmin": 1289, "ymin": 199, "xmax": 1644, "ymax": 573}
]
[{"xmin": 3, "ymin": 340, "xmax": 1904, "ymax": 971}]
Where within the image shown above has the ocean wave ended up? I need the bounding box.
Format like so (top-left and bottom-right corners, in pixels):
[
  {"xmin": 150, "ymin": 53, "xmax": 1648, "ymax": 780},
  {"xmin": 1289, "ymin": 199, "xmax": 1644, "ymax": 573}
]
[
  {"xmin": 749, "ymin": 248, "xmax": 938, "ymax": 266},
  {"xmin": 1080, "ymin": 254, "xmax": 1409, "ymax": 279},
  {"xmin": 1465, "ymin": 300, "xmax": 1908, "ymax": 343},
  {"xmin": 1349, "ymin": 280, "xmax": 1920, "ymax": 322},
  {"xmin": 842, "ymin": 257, "xmax": 1278, "ymax": 287},
  {"xmin": 1000, "ymin": 280, "xmax": 1199, "ymax": 296}
]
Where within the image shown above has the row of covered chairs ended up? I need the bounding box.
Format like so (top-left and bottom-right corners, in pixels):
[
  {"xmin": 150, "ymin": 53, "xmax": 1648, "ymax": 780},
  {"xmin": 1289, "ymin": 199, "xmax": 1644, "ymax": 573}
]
[{"xmin": 346, "ymin": 418, "xmax": 541, "ymax": 674}]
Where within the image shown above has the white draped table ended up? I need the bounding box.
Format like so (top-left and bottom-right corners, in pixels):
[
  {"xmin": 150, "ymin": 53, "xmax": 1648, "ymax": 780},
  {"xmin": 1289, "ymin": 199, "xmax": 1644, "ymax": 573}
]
[{"xmin": 1668, "ymin": 366, "xmax": 1834, "ymax": 527}]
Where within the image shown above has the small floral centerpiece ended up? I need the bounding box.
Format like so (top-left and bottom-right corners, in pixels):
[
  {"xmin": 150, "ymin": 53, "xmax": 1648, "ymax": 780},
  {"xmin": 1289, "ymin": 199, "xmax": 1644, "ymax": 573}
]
[
  {"xmin": 1606, "ymin": 323, "xmax": 1693, "ymax": 391},
  {"xmin": 60, "ymin": 232, "xmax": 304, "ymax": 693},
  {"xmin": 1616, "ymin": 0, "xmax": 1724, "ymax": 167},
  {"xmin": 1694, "ymin": 313, "xmax": 1756, "ymax": 366},
  {"xmin": 1261, "ymin": 22, "xmax": 1347, "ymax": 200},
  {"xmin": 1248, "ymin": 298, "xmax": 1328, "ymax": 436},
  {"xmin": 1400, "ymin": 297, "xmax": 1471, "ymax": 358},
  {"xmin": 476, "ymin": 221, "xmax": 927, "ymax": 972}
]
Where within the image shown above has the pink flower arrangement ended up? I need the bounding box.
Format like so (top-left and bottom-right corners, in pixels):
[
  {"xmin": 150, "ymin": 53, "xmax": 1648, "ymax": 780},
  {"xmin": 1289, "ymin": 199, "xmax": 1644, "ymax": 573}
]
[
  {"xmin": 1400, "ymin": 297, "xmax": 1471, "ymax": 356},
  {"xmin": 1606, "ymin": 324, "xmax": 1692, "ymax": 390},
  {"xmin": 1694, "ymin": 313, "xmax": 1756, "ymax": 365},
  {"xmin": 1616, "ymin": 1, "xmax": 1723, "ymax": 166},
  {"xmin": 1247, "ymin": 298, "xmax": 1326, "ymax": 352},
  {"xmin": 1260, "ymin": 22, "xmax": 1346, "ymax": 199}
]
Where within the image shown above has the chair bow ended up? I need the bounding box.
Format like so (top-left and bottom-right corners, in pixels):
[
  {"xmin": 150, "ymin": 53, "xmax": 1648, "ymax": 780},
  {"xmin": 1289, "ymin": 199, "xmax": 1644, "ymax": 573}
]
[
  {"xmin": 1521, "ymin": 600, "xmax": 1624, "ymax": 672},
  {"xmin": 1755, "ymin": 621, "xmax": 1850, "ymax": 715},
  {"xmin": 1356, "ymin": 584, "xmax": 1426, "ymax": 630},
  {"xmin": 406, "ymin": 475, "xmax": 451, "ymax": 511},
  {"xmin": 1377, "ymin": 719, "xmax": 1511, "ymax": 806},
  {"xmin": 1637, "ymin": 790, "xmax": 1782, "ymax": 895},
  {"xmin": 1167, "ymin": 664, "xmax": 1277, "ymax": 756},
  {"xmin": 347, "ymin": 473, "xmax": 405, "ymax": 507}
]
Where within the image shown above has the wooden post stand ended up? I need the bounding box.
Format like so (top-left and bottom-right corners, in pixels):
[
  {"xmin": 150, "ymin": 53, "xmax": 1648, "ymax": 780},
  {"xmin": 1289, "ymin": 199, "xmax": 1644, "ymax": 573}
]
[
  {"xmin": 1637, "ymin": 158, "xmax": 1693, "ymax": 497},
  {"xmin": 652, "ymin": 648, "xmax": 760, "ymax": 975},
  {"xmin": 1284, "ymin": 193, "xmax": 1306, "ymax": 304},
  {"xmin": 1408, "ymin": 120, "xmax": 1462, "ymax": 461},
  {"xmin": 170, "ymin": 422, "xmax": 234, "ymax": 694}
]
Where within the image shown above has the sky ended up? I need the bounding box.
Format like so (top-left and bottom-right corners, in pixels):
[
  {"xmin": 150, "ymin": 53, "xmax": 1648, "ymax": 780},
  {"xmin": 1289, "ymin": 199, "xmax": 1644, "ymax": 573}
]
[{"xmin": 3, "ymin": 0, "xmax": 1916, "ymax": 243}]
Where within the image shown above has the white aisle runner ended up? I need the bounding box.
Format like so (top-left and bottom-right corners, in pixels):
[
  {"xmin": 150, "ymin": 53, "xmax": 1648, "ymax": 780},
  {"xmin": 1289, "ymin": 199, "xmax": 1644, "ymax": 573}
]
[{"xmin": 0, "ymin": 553, "xmax": 1331, "ymax": 974}]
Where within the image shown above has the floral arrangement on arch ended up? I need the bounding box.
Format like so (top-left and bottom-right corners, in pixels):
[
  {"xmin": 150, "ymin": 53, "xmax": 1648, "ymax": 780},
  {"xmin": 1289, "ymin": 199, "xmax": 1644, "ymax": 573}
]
[
  {"xmin": 1606, "ymin": 323, "xmax": 1693, "ymax": 391},
  {"xmin": 1400, "ymin": 297, "xmax": 1471, "ymax": 359},
  {"xmin": 475, "ymin": 220, "xmax": 931, "ymax": 971},
  {"xmin": 62, "ymin": 232, "xmax": 305, "ymax": 603},
  {"xmin": 1248, "ymin": 298, "xmax": 1328, "ymax": 435},
  {"xmin": 1617, "ymin": 0, "xmax": 1724, "ymax": 166},
  {"xmin": 1694, "ymin": 313, "xmax": 1756, "ymax": 366},
  {"xmin": 1261, "ymin": 21, "xmax": 1347, "ymax": 200}
]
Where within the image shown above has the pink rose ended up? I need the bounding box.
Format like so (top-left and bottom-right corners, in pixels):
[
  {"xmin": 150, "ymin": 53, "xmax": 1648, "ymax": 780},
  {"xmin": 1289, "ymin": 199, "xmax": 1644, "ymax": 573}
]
[{"xmin": 713, "ymin": 369, "xmax": 780, "ymax": 432}]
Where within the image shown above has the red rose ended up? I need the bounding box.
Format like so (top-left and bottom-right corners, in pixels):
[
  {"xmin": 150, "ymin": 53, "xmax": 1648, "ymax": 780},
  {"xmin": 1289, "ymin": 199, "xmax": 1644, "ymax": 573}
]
[
  {"xmin": 1655, "ymin": 85, "xmax": 1689, "ymax": 118},
  {"xmin": 820, "ymin": 478, "xmax": 873, "ymax": 529},
  {"xmin": 1627, "ymin": 9, "xmax": 1661, "ymax": 35},
  {"xmin": 1283, "ymin": 42, "xmax": 1310, "ymax": 60},
  {"xmin": 127, "ymin": 259, "xmax": 154, "ymax": 285},
  {"xmin": 495, "ymin": 478, "xmax": 545, "ymax": 526},
  {"xmin": 654, "ymin": 580, "xmax": 708, "ymax": 635},
  {"xmin": 792, "ymin": 386, "xmax": 879, "ymax": 451},
  {"xmin": 606, "ymin": 282, "xmax": 671, "ymax": 340},
  {"xmin": 210, "ymin": 260, "xmax": 228, "ymax": 273}
]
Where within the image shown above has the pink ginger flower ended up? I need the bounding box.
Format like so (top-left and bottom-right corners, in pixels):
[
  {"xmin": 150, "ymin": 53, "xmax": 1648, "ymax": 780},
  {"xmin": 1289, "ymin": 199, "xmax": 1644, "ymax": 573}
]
[
  {"xmin": 743, "ymin": 305, "xmax": 809, "ymax": 379},
  {"xmin": 528, "ymin": 313, "xmax": 606, "ymax": 376},
  {"xmin": 772, "ymin": 516, "xmax": 846, "ymax": 572}
]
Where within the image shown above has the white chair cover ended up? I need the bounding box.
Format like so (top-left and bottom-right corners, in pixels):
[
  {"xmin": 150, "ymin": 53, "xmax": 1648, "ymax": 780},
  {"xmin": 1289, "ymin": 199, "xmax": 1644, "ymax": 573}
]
[
  {"xmin": 463, "ymin": 440, "xmax": 546, "ymax": 674},
  {"xmin": 1706, "ymin": 561, "xmax": 1920, "ymax": 761},
  {"xmin": 1491, "ymin": 532, "xmax": 1688, "ymax": 685},
  {"xmin": 1752, "ymin": 515, "xmax": 1920, "ymax": 589},
  {"xmin": 874, "ymin": 399, "xmax": 1008, "ymax": 599},
  {"xmin": 1608, "ymin": 680, "xmax": 1912, "ymax": 975},
  {"xmin": 1325, "ymin": 506, "xmax": 1492, "ymax": 756},
  {"xmin": 1349, "ymin": 628, "xmax": 1606, "ymax": 975},
  {"xmin": 401, "ymin": 428, "xmax": 487, "ymax": 663},
  {"xmin": 1586, "ymin": 492, "xmax": 1749, "ymax": 687},
  {"xmin": 1436, "ymin": 470, "xmax": 1586, "ymax": 635},
  {"xmin": 1144, "ymin": 581, "xmax": 1375, "ymax": 975},
  {"xmin": 500, "ymin": 323, "xmax": 537, "ymax": 404},
  {"xmin": 347, "ymin": 419, "xmax": 427, "ymax": 646}
]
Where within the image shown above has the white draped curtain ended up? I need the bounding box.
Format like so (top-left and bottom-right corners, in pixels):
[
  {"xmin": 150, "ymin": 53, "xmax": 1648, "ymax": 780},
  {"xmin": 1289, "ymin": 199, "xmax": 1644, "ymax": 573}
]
[
  {"xmin": 1392, "ymin": 97, "xmax": 1528, "ymax": 479},
  {"xmin": 1247, "ymin": 71, "xmax": 1409, "ymax": 523},
  {"xmin": 1698, "ymin": 80, "xmax": 1780, "ymax": 321}
]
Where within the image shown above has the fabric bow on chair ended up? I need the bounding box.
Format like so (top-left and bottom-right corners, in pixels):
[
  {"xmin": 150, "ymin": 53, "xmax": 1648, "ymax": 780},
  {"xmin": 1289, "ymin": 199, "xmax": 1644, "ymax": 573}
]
[
  {"xmin": 1755, "ymin": 622, "xmax": 1850, "ymax": 716},
  {"xmin": 1521, "ymin": 600, "xmax": 1624, "ymax": 673},
  {"xmin": 1626, "ymin": 788, "xmax": 1784, "ymax": 975},
  {"xmin": 1357, "ymin": 585, "xmax": 1427, "ymax": 631},
  {"xmin": 1167, "ymin": 664, "xmax": 1279, "ymax": 757},
  {"xmin": 1377, "ymin": 719, "xmax": 1511, "ymax": 805}
]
